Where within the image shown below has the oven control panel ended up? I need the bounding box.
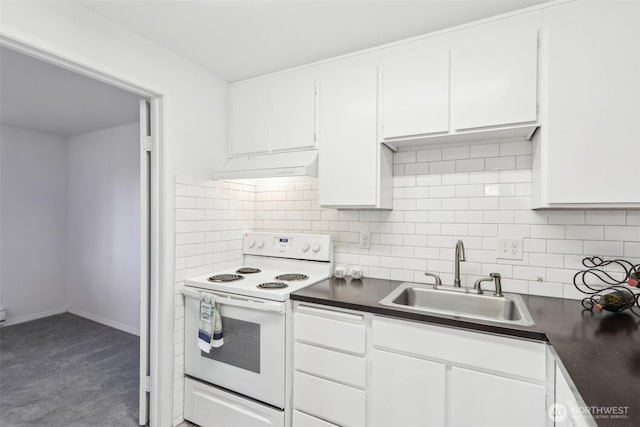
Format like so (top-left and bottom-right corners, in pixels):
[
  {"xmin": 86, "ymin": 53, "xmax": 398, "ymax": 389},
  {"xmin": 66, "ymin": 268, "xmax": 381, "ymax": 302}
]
[{"xmin": 242, "ymin": 232, "xmax": 332, "ymax": 261}]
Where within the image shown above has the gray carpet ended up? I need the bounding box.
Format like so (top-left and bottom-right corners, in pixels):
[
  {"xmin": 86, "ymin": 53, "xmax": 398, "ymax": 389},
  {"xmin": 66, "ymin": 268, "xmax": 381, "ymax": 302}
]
[{"xmin": 0, "ymin": 313, "xmax": 140, "ymax": 426}]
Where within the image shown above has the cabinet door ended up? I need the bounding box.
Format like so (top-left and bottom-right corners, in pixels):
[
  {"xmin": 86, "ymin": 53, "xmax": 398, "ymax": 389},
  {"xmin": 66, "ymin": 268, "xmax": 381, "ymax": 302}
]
[
  {"xmin": 450, "ymin": 367, "xmax": 546, "ymax": 427},
  {"xmin": 270, "ymin": 76, "xmax": 316, "ymax": 152},
  {"xmin": 371, "ymin": 349, "xmax": 446, "ymax": 427},
  {"xmin": 555, "ymin": 365, "xmax": 591, "ymax": 427},
  {"xmin": 318, "ymin": 60, "xmax": 378, "ymax": 207},
  {"xmin": 381, "ymin": 44, "xmax": 450, "ymax": 139},
  {"xmin": 452, "ymin": 11, "xmax": 540, "ymax": 130},
  {"xmin": 543, "ymin": 1, "xmax": 640, "ymax": 204},
  {"xmin": 229, "ymin": 80, "xmax": 270, "ymax": 155}
]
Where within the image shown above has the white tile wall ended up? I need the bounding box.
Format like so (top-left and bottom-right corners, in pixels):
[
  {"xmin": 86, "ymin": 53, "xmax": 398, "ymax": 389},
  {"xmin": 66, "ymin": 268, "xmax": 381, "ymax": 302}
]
[
  {"xmin": 172, "ymin": 141, "xmax": 640, "ymax": 424},
  {"xmin": 250, "ymin": 142, "xmax": 639, "ymax": 301},
  {"xmin": 173, "ymin": 176, "xmax": 256, "ymax": 425}
]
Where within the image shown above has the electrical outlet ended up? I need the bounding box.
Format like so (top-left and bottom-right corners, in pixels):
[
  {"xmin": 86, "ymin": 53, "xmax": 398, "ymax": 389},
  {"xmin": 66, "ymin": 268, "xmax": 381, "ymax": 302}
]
[
  {"xmin": 496, "ymin": 238, "xmax": 523, "ymax": 260},
  {"xmin": 360, "ymin": 231, "xmax": 370, "ymax": 249}
]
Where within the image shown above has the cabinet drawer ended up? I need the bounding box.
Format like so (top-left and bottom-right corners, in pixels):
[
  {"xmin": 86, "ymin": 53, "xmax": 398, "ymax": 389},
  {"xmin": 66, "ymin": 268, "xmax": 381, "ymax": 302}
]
[
  {"xmin": 294, "ymin": 372, "xmax": 366, "ymax": 427},
  {"xmin": 293, "ymin": 410, "xmax": 339, "ymax": 427},
  {"xmin": 294, "ymin": 307, "xmax": 365, "ymax": 354},
  {"xmin": 184, "ymin": 378, "xmax": 284, "ymax": 427},
  {"xmin": 372, "ymin": 316, "xmax": 546, "ymax": 381},
  {"xmin": 295, "ymin": 342, "xmax": 366, "ymax": 388}
]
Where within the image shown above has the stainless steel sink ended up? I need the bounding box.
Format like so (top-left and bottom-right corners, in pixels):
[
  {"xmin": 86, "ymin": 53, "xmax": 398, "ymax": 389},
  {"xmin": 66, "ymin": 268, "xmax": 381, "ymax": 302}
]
[{"xmin": 380, "ymin": 282, "xmax": 535, "ymax": 326}]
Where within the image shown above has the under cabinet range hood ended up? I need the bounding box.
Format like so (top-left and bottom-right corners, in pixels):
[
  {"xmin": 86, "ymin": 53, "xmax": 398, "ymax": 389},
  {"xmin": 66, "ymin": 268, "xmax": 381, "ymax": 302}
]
[{"xmin": 213, "ymin": 150, "xmax": 318, "ymax": 181}]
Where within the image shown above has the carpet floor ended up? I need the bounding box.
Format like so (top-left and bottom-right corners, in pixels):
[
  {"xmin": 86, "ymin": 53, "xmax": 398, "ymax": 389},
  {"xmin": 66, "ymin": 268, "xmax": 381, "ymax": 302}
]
[{"xmin": 0, "ymin": 313, "xmax": 140, "ymax": 426}]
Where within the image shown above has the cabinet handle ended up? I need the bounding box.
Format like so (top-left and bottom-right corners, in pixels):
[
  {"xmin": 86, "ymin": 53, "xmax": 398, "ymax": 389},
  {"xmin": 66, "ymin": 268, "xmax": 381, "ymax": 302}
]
[{"xmin": 297, "ymin": 304, "xmax": 364, "ymax": 321}]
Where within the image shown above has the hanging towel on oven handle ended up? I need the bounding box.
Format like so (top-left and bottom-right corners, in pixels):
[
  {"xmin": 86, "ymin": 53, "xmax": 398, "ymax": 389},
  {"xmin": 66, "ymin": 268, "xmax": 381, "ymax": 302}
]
[
  {"xmin": 211, "ymin": 301, "xmax": 224, "ymax": 348},
  {"xmin": 198, "ymin": 293, "xmax": 224, "ymax": 353},
  {"xmin": 198, "ymin": 294, "xmax": 215, "ymax": 353}
]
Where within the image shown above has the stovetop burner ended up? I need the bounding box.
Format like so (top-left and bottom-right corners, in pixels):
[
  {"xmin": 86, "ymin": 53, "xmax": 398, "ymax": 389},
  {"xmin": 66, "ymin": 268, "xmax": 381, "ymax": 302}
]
[
  {"xmin": 236, "ymin": 267, "xmax": 261, "ymax": 274},
  {"xmin": 208, "ymin": 274, "xmax": 244, "ymax": 283},
  {"xmin": 275, "ymin": 273, "xmax": 309, "ymax": 282},
  {"xmin": 257, "ymin": 282, "xmax": 289, "ymax": 289}
]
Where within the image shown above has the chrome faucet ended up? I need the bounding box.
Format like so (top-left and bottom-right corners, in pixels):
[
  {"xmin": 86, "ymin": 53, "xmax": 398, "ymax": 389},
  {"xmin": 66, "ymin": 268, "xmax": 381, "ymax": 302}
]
[{"xmin": 454, "ymin": 240, "xmax": 466, "ymax": 287}]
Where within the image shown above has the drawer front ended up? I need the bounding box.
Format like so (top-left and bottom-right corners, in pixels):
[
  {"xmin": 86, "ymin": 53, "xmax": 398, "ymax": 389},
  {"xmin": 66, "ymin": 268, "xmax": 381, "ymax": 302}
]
[
  {"xmin": 372, "ymin": 316, "xmax": 546, "ymax": 381},
  {"xmin": 293, "ymin": 410, "xmax": 339, "ymax": 427},
  {"xmin": 295, "ymin": 342, "xmax": 367, "ymax": 388},
  {"xmin": 294, "ymin": 372, "xmax": 366, "ymax": 427},
  {"xmin": 294, "ymin": 308, "xmax": 365, "ymax": 354},
  {"xmin": 184, "ymin": 377, "xmax": 284, "ymax": 427}
]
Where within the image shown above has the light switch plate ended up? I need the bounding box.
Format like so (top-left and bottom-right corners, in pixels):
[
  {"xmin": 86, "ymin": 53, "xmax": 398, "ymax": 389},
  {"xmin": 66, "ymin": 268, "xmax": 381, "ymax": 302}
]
[
  {"xmin": 360, "ymin": 231, "xmax": 370, "ymax": 249},
  {"xmin": 496, "ymin": 237, "xmax": 523, "ymax": 260}
]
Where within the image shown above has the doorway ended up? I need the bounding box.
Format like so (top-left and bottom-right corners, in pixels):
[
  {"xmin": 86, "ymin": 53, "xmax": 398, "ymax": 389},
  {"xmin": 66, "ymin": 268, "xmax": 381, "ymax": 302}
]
[{"xmin": 0, "ymin": 45, "xmax": 155, "ymax": 425}]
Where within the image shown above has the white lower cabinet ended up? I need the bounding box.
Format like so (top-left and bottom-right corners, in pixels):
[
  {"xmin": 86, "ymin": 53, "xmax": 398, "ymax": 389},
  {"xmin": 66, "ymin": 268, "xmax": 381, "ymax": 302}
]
[
  {"xmin": 449, "ymin": 367, "xmax": 547, "ymax": 427},
  {"xmin": 370, "ymin": 349, "xmax": 445, "ymax": 427},
  {"xmin": 293, "ymin": 410, "xmax": 339, "ymax": 427},
  {"xmin": 292, "ymin": 303, "xmax": 556, "ymax": 427},
  {"xmin": 184, "ymin": 377, "xmax": 284, "ymax": 427},
  {"xmin": 294, "ymin": 371, "xmax": 366, "ymax": 427},
  {"xmin": 555, "ymin": 365, "xmax": 592, "ymax": 427},
  {"xmin": 370, "ymin": 316, "xmax": 548, "ymax": 427},
  {"xmin": 293, "ymin": 303, "xmax": 368, "ymax": 427}
]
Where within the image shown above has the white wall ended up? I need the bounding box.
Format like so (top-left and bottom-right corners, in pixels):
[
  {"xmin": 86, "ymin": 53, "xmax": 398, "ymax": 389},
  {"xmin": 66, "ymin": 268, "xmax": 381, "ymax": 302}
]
[
  {"xmin": 1, "ymin": 4, "xmax": 229, "ymax": 423},
  {"xmin": 67, "ymin": 122, "xmax": 140, "ymax": 334},
  {"xmin": 0, "ymin": 125, "xmax": 68, "ymax": 324}
]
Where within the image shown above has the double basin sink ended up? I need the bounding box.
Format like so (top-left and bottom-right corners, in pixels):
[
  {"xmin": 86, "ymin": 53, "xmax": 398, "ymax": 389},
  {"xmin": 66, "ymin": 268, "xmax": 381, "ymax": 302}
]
[{"xmin": 380, "ymin": 282, "xmax": 535, "ymax": 327}]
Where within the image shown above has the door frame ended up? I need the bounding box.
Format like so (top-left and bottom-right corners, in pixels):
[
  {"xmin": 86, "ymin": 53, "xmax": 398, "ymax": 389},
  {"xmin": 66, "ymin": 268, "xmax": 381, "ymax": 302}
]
[{"xmin": 0, "ymin": 35, "xmax": 165, "ymax": 426}]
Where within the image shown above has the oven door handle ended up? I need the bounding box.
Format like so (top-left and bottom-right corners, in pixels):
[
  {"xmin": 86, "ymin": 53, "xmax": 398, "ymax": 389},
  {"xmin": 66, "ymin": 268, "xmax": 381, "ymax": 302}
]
[{"xmin": 182, "ymin": 287, "xmax": 286, "ymax": 314}]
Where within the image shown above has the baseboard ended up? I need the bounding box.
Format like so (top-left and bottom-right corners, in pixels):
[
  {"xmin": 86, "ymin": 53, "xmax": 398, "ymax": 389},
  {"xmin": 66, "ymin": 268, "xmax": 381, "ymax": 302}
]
[
  {"xmin": 2, "ymin": 306, "xmax": 68, "ymax": 326},
  {"xmin": 68, "ymin": 307, "xmax": 140, "ymax": 336}
]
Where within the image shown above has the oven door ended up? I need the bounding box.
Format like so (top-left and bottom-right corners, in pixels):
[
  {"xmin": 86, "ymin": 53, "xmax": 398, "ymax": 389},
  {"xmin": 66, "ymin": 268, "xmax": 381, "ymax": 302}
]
[{"xmin": 183, "ymin": 288, "xmax": 286, "ymax": 408}]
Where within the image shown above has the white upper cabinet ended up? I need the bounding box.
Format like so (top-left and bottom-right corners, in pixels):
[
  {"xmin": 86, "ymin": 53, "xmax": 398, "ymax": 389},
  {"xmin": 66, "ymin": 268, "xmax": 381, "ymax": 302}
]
[
  {"xmin": 378, "ymin": 11, "xmax": 540, "ymax": 150},
  {"xmin": 533, "ymin": 1, "xmax": 640, "ymax": 208},
  {"xmin": 380, "ymin": 42, "xmax": 450, "ymax": 139},
  {"xmin": 229, "ymin": 74, "xmax": 317, "ymax": 156},
  {"xmin": 270, "ymin": 75, "xmax": 316, "ymax": 152},
  {"xmin": 229, "ymin": 80, "xmax": 270, "ymax": 155},
  {"xmin": 318, "ymin": 57, "xmax": 393, "ymax": 209},
  {"xmin": 452, "ymin": 11, "xmax": 540, "ymax": 130}
]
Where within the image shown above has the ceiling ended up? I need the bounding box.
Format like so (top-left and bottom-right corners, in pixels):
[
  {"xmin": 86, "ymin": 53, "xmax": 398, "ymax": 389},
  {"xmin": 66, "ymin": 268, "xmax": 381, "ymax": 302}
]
[
  {"xmin": 0, "ymin": 47, "xmax": 140, "ymax": 137},
  {"xmin": 78, "ymin": 0, "xmax": 546, "ymax": 82}
]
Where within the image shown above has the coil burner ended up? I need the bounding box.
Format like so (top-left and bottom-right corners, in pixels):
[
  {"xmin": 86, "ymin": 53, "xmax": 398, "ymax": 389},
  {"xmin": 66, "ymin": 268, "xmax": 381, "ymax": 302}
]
[
  {"xmin": 274, "ymin": 273, "xmax": 309, "ymax": 282},
  {"xmin": 257, "ymin": 282, "xmax": 289, "ymax": 289},
  {"xmin": 236, "ymin": 267, "xmax": 261, "ymax": 274},
  {"xmin": 208, "ymin": 274, "xmax": 244, "ymax": 282}
]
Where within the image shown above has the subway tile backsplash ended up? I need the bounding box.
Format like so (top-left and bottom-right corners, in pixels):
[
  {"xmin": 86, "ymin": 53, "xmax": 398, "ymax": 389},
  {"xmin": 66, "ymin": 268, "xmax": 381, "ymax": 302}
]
[
  {"xmin": 172, "ymin": 141, "xmax": 640, "ymax": 425},
  {"xmin": 173, "ymin": 177, "xmax": 255, "ymax": 425},
  {"xmin": 249, "ymin": 142, "xmax": 639, "ymax": 300}
]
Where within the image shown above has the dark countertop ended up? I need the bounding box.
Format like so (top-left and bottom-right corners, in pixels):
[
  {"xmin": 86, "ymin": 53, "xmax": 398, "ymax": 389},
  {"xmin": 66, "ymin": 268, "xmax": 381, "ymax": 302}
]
[{"xmin": 292, "ymin": 277, "xmax": 640, "ymax": 427}]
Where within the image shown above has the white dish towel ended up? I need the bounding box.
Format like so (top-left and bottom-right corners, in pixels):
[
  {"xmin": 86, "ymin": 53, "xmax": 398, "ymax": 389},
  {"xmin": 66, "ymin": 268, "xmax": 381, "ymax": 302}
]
[
  {"xmin": 198, "ymin": 293, "xmax": 224, "ymax": 353},
  {"xmin": 211, "ymin": 300, "xmax": 224, "ymax": 348}
]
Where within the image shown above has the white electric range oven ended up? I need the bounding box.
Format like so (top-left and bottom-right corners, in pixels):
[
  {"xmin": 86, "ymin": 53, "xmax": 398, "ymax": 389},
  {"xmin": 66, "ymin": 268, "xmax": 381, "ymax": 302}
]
[{"xmin": 182, "ymin": 232, "xmax": 332, "ymax": 427}]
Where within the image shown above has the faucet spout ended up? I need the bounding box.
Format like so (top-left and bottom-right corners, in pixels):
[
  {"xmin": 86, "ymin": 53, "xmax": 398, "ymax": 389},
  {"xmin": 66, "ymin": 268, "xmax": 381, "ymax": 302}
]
[{"xmin": 454, "ymin": 240, "xmax": 466, "ymax": 287}]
